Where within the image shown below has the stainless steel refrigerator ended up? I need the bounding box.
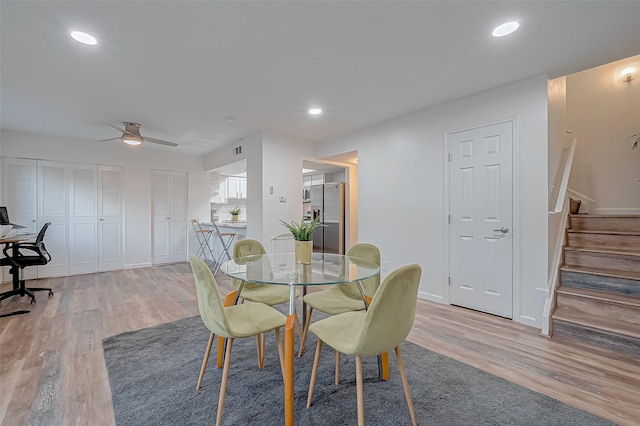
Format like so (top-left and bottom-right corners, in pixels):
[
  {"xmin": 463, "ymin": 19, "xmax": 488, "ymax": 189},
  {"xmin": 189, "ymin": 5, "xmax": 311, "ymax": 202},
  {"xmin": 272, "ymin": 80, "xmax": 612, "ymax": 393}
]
[{"xmin": 310, "ymin": 182, "xmax": 345, "ymax": 255}]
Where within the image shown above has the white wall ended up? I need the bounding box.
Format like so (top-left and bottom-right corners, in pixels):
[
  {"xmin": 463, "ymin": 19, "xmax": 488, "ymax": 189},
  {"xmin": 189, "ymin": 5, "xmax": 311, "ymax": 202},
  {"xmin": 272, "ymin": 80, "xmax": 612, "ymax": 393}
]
[
  {"xmin": 204, "ymin": 132, "xmax": 264, "ymax": 241},
  {"xmin": 261, "ymin": 131, "xmax": 315, "ymax": 243},
  {"xmin": 567, "ymin": 55, "xmax": 640, "ymax": 214},
  {"xmin": 315, "ymin": 75, "xmax": 550, "ymax": 328},
  {"xmin": 1, "ymin": 129, "xmax": 210, "ymax": 268},
  {"xmin": 547, "ymin": 76, "xmax": 569, "ymax": 282},
  {"xmin": 204, "ymin": 131, "xmax": 315, "ymax": 246}
]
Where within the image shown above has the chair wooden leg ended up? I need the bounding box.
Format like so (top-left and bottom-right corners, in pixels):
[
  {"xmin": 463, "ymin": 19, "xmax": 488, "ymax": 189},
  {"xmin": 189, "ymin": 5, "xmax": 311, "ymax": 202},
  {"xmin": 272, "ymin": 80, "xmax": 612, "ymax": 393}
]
[
  {"xmin": 217, "ymin": 336, "xmax": 225, "ymax": 368},
  {"xmin": 256, "ymin": 335, "xmax": 263, "ymax": 369},
  {"xmin": 381, "ymin": 352, "xmax": 390, "ymax": 381},
  {"xmin": 395, "ymin": 346, "xmax": 417, "ymax": 426},
  {"xmin": 197, "ymin": 332, "xmax": 215, "ymax": 390},
  {"xmin": 335, "ymin": 350, "xmax": 341, "ymax": 385},
  {"xmin": 275, "ymin": 327, "xmax": 285, "ymax": 379},
  {"xmin": 217, "ymin": 338, "xmax": 234, "ymax": 426},
  {"xmin": 293, "ymin": 310, "xmax": 303, "ymax": 341},
  {"xmin": 260, "ymin": 333, "xmax": 266, "ymax": 368},
  {"xmin": 306, "ymin": 339, "xmax": 323, "ymax": 408},
  {"xmin": 297, "ymin": 307, "xmax": 313, "ymax": 357},
  {"xmin": 355, "ymin": 356, "xmax": 365, "ymax": 426}
]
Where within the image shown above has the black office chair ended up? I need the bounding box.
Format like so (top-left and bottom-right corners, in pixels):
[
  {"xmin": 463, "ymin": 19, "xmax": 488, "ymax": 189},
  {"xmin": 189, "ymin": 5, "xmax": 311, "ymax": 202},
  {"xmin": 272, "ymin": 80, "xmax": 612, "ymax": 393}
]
[{"xmin": 1, "ymin": 222, "xmax": 54, "ymax": 304}]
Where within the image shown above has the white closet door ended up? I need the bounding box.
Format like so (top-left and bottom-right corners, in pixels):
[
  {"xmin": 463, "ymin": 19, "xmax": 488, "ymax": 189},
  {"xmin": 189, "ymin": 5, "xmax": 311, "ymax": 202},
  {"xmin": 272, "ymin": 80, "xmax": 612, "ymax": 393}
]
[
  {"xmin": 3, "ymin": 158, "xmax": 38, "ymax": 282},
  {"xmin": 69, "ymin": 164, "xmax": 98, "ymax": 275},
  {"xmin": 3, "ymin": 158, "xmax": 38, "ymax": 231},
  {"xmin": 170, "ymin": 171, "xmax": 188, "ymax": 262},
  {"xmin": 98, "ymin": 166, "xmax": 124, "ymax": 271},
  {"xmin": 37, "ymin": 161, "xmax": 69, "ymax": 278},
  {"xmin": 152, "ymin": 170, "xmax": 172, "ymax": 264},
  {"xmin": 151, "ymin": 170, "xmax": 188, "ymax": 264}
]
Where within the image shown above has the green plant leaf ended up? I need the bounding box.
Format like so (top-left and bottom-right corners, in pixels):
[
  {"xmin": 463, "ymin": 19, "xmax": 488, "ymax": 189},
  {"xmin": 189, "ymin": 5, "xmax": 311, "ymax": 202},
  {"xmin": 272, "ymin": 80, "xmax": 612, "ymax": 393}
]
[{"xmin": 279, "ymin": 216, "xmax": 321, "ymax": 241}]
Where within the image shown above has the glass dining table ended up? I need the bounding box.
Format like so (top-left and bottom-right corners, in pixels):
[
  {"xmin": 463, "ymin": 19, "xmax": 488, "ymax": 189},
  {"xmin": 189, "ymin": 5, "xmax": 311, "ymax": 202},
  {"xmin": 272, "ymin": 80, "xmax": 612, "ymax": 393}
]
[{"xmin": 220, "ymin": 252, "xmax": 380, "ymax": 425}]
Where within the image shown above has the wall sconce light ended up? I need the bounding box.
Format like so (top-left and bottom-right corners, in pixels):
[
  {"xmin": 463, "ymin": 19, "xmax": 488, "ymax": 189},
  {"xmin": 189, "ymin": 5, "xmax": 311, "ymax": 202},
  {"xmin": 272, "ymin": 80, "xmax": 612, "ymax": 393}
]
[{"xmin": 617, "ymin": 63, "xmax": 639, "ymax": 83}]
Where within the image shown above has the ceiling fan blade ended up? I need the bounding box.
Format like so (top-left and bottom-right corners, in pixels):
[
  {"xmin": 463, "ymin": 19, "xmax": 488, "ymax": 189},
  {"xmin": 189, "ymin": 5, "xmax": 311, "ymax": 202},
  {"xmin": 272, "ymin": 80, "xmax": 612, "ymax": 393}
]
[
  {"xmin": 96, "ymin": 137, "xmax": 121, "ymax": 142},
  {"xmin": 143, "ymin": 137, "xmax": 179, "ymax": 147},
  {"xmin": 110, "ymin": 124, "xmax": 127, "ymax": 134}
]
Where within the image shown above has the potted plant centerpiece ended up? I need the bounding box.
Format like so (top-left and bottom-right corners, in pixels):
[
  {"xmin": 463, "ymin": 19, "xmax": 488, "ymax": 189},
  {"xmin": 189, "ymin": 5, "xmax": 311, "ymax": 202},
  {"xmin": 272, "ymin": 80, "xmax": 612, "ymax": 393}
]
[
  {"xmin": 280, "ymin": 216, "xmax": 321, "ymax": 264},
  {"xmin": 229, "ymin": 206, "xmax": 241, "ymax": 223}
]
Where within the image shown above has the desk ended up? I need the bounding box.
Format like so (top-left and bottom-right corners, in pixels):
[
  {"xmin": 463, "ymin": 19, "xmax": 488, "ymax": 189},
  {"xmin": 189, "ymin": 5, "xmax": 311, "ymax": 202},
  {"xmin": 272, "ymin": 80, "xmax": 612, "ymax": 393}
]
[
  {"xmin": 221, "ymin": 252, "xmax": 380, "ymax": 425},
  {"xmin": 0, "ymin": 233, "xmax": 38, "ymax": 303}
]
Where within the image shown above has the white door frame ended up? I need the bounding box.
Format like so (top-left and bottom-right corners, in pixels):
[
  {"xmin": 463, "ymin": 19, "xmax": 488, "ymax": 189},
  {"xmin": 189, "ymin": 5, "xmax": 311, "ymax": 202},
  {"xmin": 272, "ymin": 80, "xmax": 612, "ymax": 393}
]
[{"xmin": 442, "ymin": 117, "xmax": 522, "ymax": 319}]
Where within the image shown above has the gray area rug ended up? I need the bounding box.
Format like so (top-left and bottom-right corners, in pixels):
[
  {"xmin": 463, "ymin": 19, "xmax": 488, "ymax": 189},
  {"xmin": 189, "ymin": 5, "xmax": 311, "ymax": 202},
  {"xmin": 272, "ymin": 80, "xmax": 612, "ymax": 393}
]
[{"xmin": 103, "ymin": 316, "xmax": 611, "ymax": 426}]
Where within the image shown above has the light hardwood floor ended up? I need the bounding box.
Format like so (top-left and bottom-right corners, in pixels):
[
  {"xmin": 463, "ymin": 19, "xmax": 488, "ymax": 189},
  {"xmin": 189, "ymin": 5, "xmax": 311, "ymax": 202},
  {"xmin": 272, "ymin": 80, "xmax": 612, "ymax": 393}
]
[{"xmin": 0, "ymin": 263, "xmax": 638, "ymax": 425}]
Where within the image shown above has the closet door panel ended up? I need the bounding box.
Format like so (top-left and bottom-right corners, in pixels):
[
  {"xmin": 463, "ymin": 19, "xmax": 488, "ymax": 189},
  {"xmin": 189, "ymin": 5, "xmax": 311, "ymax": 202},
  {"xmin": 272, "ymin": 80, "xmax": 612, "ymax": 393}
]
[
  {"xmin": 152, "ymin": 170, "xmax": 171, "ymax": 264},
  {"xmin": 3, "ymin": 158, "xmax": 38, "ymax": 282},
  {"xmin": 98, "ymin": 166, "xmax": 124, "ymax": 271},
  {"xmin": 69, "ymin": 165, "xmax": 97, "ymax": 275},
  {"xmin": 37, "ymin": 161, "xmax": 69, "ymax": 278},
  {"xmin": 170, "ymin": 171, "xmax": 188, "ymax": 262}
]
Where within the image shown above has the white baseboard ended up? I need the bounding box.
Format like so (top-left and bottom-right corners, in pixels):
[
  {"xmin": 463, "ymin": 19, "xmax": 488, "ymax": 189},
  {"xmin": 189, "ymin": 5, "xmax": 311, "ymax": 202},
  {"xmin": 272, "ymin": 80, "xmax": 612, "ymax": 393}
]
[
  {"xmin": 418, "ymin": 291, "xmax": 444, "ymax": 303},
  {"xmin": 124, "ymin": 262, "xmax": 153, "ymax": 270},
  {"xmin": 593, "ymin": 207, "xmax": 640, "ymax": 215}
]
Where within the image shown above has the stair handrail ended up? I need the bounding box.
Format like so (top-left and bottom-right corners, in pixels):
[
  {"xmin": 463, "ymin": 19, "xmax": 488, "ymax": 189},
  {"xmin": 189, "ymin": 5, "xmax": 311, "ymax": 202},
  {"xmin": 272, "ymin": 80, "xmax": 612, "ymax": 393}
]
[
  {"xmin": 551, "ymin": 137, "xmax": 577, "ymax": 213},
  {"xmin": 542, "ymin": 197, "xmax": 570, "ymax": 336}
]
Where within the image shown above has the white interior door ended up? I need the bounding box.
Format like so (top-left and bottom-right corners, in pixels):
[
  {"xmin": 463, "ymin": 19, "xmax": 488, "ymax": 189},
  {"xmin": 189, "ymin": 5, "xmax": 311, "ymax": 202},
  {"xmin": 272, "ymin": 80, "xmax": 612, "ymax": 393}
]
[
  {"xmin": 38, "ymin": 161, "xmax": 69, "ymax": 278},
  {"xmin": 449, "ymin": 120, "xmax": 513, "ymax": 318},
  {"xmin": 3, "ymin": 158, "xmax": 38, "ymax": 282},
  {"xmin": 170, "ymin": 171, "xmax": 188, "ymax": 262},
  {"xmin": 69, "ymin": 165, "xmax": 98, "ymax": 275},
  {"xmin": 98, "ymin": 166, "xmax": 124, "ymax": 271},
  {"xmin": 152, "ymin": 170, "xmax": 171, "ymax": 264}
]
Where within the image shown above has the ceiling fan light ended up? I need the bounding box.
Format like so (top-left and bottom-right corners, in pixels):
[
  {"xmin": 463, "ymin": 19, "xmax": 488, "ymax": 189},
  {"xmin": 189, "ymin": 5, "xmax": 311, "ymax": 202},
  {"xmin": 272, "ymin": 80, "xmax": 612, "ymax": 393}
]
[
  {"xmin": 70, "ymin": 31, "xmax": 98, "ymax": 45},
  {"xmin": 121, "ymin": 134, "xmax": 142, "ymax": 145}
]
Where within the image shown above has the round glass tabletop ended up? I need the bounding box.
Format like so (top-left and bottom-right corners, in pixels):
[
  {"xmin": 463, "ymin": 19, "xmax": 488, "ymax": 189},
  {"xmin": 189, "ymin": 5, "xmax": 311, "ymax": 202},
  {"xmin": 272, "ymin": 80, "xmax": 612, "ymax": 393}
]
[{"xmin": 220, "ymin": 252, "xmax": 380, "ymax": 286}]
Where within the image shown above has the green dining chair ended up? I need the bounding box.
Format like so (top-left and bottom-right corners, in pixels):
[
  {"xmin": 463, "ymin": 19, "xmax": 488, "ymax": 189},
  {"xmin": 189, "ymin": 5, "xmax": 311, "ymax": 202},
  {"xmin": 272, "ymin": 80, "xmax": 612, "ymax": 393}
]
[
  {"xmin": 298, "ymin": 243, "xmax": 381, "ymax": 357},
  {"xmin": 306, "ymin": 263, "xmax": 422, "ymax": 426},
  {"xmin": 231, "ymin": 239, "xmax": 302, "ymax": 360},
  {"xmin": 189, "ymin": 255, "xmax": 287, "ymax": 426}
]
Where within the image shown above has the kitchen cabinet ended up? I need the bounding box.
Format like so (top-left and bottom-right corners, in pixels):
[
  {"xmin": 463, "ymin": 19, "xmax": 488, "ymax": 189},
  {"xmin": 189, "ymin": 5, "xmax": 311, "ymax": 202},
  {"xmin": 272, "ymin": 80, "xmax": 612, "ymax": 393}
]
[
  {"xmin": 226, "ymin": 176, "xmax": 247, "ymax": 200},
  {"xmin": 303, "ymin": 173, "xmax": 324, "ymax": 187}
]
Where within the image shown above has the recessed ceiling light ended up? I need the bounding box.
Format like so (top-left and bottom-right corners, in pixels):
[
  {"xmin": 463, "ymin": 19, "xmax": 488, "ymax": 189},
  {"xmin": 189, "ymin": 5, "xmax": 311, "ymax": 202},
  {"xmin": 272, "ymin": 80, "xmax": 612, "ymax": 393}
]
[
  {"xmin": 70, "ymin": 31, "xmax": 98, "ymax": 45},
  {"xmin": 492, "ymin": 21, "xmax": 520, "ymax": 37},
  {"xmin": 308, "ymin": 108, "xmax": 323, "ymax": 116}
]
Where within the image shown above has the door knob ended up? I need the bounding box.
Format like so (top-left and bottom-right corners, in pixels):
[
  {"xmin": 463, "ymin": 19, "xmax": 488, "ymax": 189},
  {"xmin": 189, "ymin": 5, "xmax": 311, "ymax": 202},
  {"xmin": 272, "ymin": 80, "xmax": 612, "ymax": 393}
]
[{"xmin": 493, "ymin": 227, "xmax": 509, "ymax": 233}]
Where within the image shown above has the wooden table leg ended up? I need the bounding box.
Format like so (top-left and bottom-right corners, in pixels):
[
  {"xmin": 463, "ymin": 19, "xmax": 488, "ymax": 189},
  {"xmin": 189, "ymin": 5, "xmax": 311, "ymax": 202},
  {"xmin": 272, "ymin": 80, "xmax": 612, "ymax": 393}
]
[
  {"xmin": 381, "ymin": 352, "xmax": 390, "ymax": 380},
  {"xmin": 284, "ymin": 315, "xmax": 295, "ymax": 425}
]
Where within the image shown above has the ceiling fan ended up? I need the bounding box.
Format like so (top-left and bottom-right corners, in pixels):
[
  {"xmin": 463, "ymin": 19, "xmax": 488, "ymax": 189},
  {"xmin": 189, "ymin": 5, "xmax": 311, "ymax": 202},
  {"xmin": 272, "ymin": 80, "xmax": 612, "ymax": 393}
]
[{"xmin": 98, "ymin": 122, "xmax": 178, "ymax": 147}]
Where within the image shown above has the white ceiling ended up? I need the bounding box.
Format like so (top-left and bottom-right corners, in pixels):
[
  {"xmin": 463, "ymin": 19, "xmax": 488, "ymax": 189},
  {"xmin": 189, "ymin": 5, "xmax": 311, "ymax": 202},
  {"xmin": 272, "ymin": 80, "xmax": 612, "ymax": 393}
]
[{"xmin": 2, "ymin": 1, "xmax": 640, "ymax": 156}]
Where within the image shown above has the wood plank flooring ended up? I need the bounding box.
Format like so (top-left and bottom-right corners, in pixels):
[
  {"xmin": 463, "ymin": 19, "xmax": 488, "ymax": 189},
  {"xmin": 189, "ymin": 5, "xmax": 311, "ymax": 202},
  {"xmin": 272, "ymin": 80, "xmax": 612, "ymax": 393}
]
[{"xmin": 0, "ymin": 263, "xmax": 638, "ymax": 425}]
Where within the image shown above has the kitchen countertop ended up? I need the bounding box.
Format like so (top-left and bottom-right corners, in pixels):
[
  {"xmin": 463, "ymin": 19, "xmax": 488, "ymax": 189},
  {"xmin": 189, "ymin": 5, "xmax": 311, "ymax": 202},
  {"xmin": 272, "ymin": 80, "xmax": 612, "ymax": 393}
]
[{"xmin": 201, "ymin": 221, "xmax": 247, "ymax": 229}]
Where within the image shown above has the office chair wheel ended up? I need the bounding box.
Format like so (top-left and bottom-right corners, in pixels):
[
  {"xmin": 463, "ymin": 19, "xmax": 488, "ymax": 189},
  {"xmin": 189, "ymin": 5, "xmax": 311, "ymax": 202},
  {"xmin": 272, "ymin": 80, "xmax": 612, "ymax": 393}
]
[
  {"xmin": 48, "ymin": 290, "xmax": 54, "ymax": 296},
  {"xmin": 30, "ymin": 298, "xmax": 36, "ymax": 304}
]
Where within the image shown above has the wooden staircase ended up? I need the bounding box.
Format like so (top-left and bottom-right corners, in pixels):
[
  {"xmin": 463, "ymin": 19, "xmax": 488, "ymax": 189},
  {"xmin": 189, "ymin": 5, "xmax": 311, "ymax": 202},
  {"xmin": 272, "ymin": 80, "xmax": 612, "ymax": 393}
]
[{"xmin": 552, "ymin": 214, "xmax": 640, "ymax": 359}]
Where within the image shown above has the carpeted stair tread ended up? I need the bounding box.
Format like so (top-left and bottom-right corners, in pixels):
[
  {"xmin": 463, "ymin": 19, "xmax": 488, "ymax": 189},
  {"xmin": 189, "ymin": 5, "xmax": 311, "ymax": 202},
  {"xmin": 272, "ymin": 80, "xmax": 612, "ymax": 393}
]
[
  {"xmin": 563, "ymin": 246, "xmax": 640, "ymax": 256},
  {"xmin": 552, "ymin": 308, "xmax": 640, "ymax": 340},
  {"xmin": 567, "ymin": 229, "xmax": 640, "ymax": 236},
  {"xmin": 560, "ymin": 265, "xmax": 640, "ymax": 281},
  {"xmin": 570, "ymin": 214, "xmax": 640, "ymax": 218}
]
